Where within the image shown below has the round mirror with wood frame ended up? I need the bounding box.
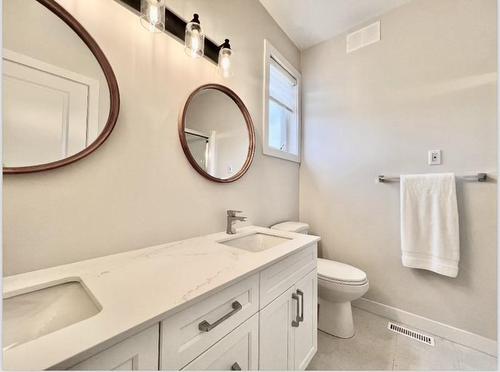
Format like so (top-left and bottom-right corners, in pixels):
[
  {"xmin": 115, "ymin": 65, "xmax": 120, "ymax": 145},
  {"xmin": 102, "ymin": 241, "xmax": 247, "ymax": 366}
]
[
  {"xmin": 179, "ymin": 84, "xmax": 256, "ymax": 183},
  {"xmin": 3, "ymin": 0, "xmax": 120, "ymax": 174}
]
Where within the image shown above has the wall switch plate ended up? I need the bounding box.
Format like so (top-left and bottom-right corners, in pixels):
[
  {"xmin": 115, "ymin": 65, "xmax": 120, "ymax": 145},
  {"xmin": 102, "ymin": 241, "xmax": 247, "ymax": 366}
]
[{"xmin": 428, "ymin": 150, "xmax": 442, "ymax": 165}]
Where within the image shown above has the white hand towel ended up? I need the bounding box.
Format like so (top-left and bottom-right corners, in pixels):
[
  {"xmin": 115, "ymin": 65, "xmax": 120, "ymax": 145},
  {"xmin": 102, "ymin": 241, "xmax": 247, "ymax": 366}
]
[{"xmin": 400, "ymin": 173, "xmax": 460, "ymax": 277}]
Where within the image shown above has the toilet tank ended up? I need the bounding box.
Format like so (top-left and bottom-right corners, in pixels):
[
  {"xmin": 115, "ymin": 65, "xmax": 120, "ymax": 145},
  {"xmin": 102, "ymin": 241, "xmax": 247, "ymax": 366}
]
[{"xmin": 270, "ymin": 221, "xmax": 310, "ymax": 234}]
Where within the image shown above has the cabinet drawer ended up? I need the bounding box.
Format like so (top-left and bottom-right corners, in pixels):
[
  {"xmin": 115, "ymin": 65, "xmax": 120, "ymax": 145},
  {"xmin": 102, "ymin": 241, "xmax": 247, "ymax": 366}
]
[
  {"xmin": 182, "ymin": 313, "xmax": 259, "ymax": 371},
  {"xmin": 260, "ymin": 244, "xmax": 317, "ymax": 307},
  {"xmin": 70, "ymin": 325, "xmax": 159, "ymax": 371},
  {"xmin": 160, "ymin": 274, "xmax": 259, "ymax": 370}
]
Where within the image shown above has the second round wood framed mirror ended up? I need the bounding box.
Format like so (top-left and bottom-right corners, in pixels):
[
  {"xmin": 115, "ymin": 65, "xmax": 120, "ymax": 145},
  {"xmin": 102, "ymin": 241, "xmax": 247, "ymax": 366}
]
[{"xmin": 179, "ymin": 84, "xmax": 256, "ymax": 183}]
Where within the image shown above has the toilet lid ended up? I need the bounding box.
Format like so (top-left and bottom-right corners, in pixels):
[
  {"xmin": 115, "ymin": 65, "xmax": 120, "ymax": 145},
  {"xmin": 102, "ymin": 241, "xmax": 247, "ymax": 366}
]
[
  {"xmin": 317, "ymin": 258, "xmax": 367, "ymax": 284},
  {"xmin": 271, "ymin": 221, "xmax": 310, "ymax": 233}
]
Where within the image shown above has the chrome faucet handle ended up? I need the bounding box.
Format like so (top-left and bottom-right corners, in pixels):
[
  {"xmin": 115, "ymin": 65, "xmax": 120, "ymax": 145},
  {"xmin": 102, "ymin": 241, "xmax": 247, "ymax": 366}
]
[{"xmin": 227, "ymin": 210, "xmax": 243, "ymax": 217}]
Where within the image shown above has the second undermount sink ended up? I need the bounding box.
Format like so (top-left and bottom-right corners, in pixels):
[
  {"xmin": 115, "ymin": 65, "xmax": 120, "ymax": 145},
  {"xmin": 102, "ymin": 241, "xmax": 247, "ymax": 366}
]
[
  {"xmin": 3, "ymin": 280, "xmax": 101, "ymax": 350},
  {"xmin": 221, "ymin": 233, "xmax": 292, "ymax": 252}
]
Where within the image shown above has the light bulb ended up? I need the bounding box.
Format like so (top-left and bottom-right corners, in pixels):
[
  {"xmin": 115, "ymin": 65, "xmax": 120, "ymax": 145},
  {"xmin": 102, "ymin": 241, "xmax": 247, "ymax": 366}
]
[
  {"xmin": 219, "ymin": 52, "xmax": 232, "ymax": 77},
  {"xmin": 149, "ymin": 6, "xmax": 159, "ymax": 24},
  {"xmin": 218, "ymin": 39, "xmax": 234, "ymax": 78},
  {"xmin": 140, "ymin": 0, "xmax": 165, "ymax": 32},
  {"xmin": 190, "ymin": 29, "xmax": 200, "ymax": 56},
  {"xmin": 221, "ymin": 54, "xmax": 231, "ymax": 70},
  {"xmin": 185, "ymin": 14, "xmax": 205, "ymax": 58}
]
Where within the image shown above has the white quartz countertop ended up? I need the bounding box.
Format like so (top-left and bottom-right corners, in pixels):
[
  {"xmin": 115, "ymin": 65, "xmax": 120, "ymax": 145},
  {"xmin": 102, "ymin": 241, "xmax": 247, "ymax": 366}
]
[{"xmin": 3, "ymin": 226, "xmax": 320, "ymax": 370}]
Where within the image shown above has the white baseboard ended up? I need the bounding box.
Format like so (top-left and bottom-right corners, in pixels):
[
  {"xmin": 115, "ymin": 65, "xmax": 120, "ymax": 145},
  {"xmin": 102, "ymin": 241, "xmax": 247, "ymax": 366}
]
[{"xmin": 353, "ymin": 297, "xmax": 497, "ymax": 357}]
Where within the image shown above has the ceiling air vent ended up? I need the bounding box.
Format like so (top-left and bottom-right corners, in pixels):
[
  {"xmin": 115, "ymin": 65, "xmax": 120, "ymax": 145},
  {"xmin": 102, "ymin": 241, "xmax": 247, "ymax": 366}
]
[
  {"xmin": 346, "ymin": 21, "xmax": 381, "ymax": 53},
  {"xmin": 387, "ymin": 322, "xmax": 435, "ymax": 346}
]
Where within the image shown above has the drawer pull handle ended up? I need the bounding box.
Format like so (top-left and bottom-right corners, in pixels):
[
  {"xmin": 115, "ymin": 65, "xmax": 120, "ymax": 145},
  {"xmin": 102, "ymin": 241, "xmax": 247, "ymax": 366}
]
[
  {"xmin": 297, "ymin": 289, "xmax": 304, "ymax": 323},
  {"xmin": 198, "ymin": 301, "xmax": 243, "ymax": 332},
  {"xmin": 231, "ymin": 362, "xmax": 242, "ymax": 370},
  {"xmin": 291, "ymin": 293, "xmax": 300, "ymax": 327}
]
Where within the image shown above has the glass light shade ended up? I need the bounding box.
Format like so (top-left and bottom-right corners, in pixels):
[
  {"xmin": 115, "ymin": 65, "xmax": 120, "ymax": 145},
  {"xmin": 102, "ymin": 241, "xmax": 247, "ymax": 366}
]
[
  {"xmin": 218, "ymin": 47, "xmax": 233, "ymax": 78},
  {"xmin": 185, "ymin": 16, "xmax": 205, "ymax": 58},
  {"xmin": 140, "ymin": 0, "xmax": 165, "ymax": 33}
]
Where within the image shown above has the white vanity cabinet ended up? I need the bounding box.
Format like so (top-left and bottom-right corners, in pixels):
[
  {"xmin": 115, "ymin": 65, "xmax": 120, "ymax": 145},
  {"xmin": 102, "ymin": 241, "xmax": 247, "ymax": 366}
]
[
  {"xmin": 3, "ymin": 227, "xmax": 320, "ymax": 371},
  {"xmin": 160, "ymin": 243, "xmax": 318, "ymax": 371},
  {"xmin": 67, "ymin": 242, "xmax": 317, "ymax": 371}
]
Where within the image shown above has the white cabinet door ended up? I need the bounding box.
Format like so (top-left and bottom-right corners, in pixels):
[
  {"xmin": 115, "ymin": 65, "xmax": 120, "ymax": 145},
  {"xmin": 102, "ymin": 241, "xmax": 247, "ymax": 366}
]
[
  {"xmin": 293, "ymin": 269, "xmax": 318, "ymax": 370},
  {"xmin": 182, "ymin": 314, "xmax": 259, "ymax": 371},
  {"xmin": 259, "ymin": 286, "xmax": 294, "ymax": 370},
  {"xmin": 70, "ymin": 325, "xmax": 159, "ymax": 371},
  {"xmin": 259, "ymin": 269, "xmax": 318, "ymax": 371}
]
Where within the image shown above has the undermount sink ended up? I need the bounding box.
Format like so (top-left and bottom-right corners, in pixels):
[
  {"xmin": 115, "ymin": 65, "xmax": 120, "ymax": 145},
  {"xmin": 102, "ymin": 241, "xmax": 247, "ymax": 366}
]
[
  {"xmin": 221, "ymin": 233, "xmax": 292, "ymax": 252},
  {"xmin": 3, "ymin": 280, "xmax": 101, "ymax": 350}
]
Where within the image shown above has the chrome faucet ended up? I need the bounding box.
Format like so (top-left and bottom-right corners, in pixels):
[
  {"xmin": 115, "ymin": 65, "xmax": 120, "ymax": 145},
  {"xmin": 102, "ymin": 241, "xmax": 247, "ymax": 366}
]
[{"xmin": 226, "ymin": 210, "xmax": 247, "ymax": 234}]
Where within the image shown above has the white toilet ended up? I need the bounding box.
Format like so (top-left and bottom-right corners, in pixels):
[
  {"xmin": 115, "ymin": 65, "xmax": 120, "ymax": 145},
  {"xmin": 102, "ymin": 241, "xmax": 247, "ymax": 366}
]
[
  {"xmin": 316, "ymin": 258, "xmax": 369, "ymax": 338},
  {"xmin": 271, "ymin": 221, "xmax": 369, "ymax": 339}
]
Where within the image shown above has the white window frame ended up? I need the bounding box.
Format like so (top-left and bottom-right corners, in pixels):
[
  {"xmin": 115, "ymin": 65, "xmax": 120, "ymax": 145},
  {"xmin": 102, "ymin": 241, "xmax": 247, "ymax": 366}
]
[{"xmin": 263, "ymin": 39, "xmax": 301, "ymax": 163}]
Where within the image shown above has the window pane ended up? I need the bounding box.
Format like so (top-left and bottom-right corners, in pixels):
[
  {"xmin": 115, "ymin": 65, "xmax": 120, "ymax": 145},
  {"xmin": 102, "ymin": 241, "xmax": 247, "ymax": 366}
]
[
  {"xmin": 264, "ymin": 44, "xmax": 300, "ymax": 161},
  {"xmin": 269, "ymin": 62, "xmax": 297, "ymax": 111},
  {"xmin": 269, "ymin": 99, "xmax": 296, "ymax": 153}
]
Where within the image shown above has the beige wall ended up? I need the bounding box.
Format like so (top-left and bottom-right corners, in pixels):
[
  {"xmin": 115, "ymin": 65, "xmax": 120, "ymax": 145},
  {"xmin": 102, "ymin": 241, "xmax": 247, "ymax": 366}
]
[
  {"xmin": 300, "ymin": 0, "xmax": 497, "ymax": 339},
  {"xmin": 3, "ymin": 0, "xmax": 300, "ymax": 275}
]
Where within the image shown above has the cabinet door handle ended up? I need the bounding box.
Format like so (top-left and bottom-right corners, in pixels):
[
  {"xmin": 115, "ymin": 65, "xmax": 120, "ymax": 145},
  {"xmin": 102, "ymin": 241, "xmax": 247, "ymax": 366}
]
[
  {"xmin": 291, "ymin": 293, "xmax": 300, "ymax": 327},
  {"xmin": 231, "ymin": 362, "xmax": 242, "ymax": 370},
  {"xmin": 198, "ymin": 301, "xmax": 242, "ymax": 332},
  {"xmin": 297, "ymin": 289, "xmax": 304, "ymax": 323}
]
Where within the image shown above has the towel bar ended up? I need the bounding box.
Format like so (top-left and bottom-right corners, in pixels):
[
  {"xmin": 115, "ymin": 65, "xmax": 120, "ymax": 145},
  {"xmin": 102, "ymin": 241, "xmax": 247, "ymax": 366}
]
[{"xmin": 377, "ymin": 173, "xmax": 487, "ymax": 183}]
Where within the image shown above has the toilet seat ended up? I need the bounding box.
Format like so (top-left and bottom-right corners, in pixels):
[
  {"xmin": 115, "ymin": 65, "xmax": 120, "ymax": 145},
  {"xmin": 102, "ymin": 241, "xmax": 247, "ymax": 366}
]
[{"xmin": 317, "ymin": 258, "xmax": 368, "ymax": 285}]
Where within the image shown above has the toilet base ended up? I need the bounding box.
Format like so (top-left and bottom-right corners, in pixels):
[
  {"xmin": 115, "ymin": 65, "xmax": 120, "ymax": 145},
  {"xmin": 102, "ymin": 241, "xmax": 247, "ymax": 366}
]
[{"xmin": 318, "ymin": 297, "xmax": 355, "ymax": 338}]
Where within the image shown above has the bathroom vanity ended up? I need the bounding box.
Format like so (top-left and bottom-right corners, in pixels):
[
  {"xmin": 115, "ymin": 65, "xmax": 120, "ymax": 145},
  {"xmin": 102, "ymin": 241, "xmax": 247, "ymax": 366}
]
[{"xmin": 3, "ymin": 226, "xmax": 319, "ymax": 370}]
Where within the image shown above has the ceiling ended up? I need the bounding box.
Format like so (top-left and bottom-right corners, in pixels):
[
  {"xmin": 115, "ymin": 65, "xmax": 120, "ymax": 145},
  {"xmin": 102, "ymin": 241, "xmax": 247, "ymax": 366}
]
[{"xmin": 259, "ymin": 0, "xmax": 411, "ymax": 50}]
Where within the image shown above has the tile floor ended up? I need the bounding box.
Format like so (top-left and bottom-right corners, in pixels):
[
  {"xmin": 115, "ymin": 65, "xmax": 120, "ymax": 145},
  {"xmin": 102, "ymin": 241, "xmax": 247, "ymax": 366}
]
[{"xmin": 307, "ymin": 307, "xmax": 497, "ymax": 371}]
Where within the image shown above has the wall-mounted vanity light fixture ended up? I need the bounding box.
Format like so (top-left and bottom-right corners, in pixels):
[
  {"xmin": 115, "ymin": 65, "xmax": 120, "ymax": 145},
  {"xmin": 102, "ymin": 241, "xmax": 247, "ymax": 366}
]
[
  {"xmin": 118, "ymin": 0, "xmax": 233, "ymax": 76},
  {"xmin": 140, "ymin": 0, "xmax": 165, "ymax": 32},
  {"xmin": 218, "ymin": 39, "xmax": 233, "ymax": 78},
  {"xmin": 184, "ymin": 14, "xmax": 205, "ymax": 58}
]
